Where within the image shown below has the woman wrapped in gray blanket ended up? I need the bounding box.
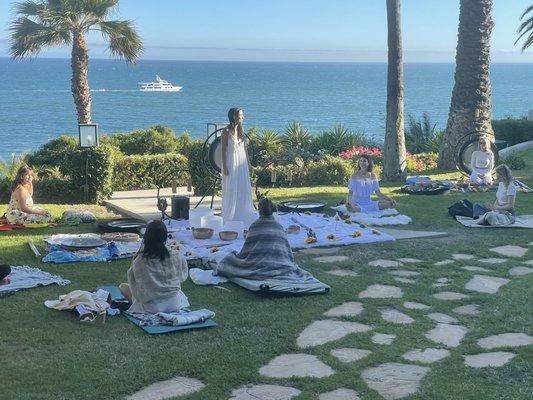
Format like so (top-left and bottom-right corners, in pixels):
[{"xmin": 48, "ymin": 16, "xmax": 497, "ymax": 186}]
[{"xmin": 216, "ymin": 197, "xmax": 325, "ymax": 286}]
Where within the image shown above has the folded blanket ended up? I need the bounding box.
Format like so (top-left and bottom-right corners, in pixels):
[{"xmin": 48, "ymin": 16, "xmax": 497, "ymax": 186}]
[
  {"xmin": 0, "ymin": 266, "xmax": 70, "ymax": 294},
  {"xmin": 42, "ymin": 242, "xmax": 120, "ymax": 263},
  {"xmin": 126, "ymin": 309, "xmax": 215, "ymax": 326},
  {"xmin": 331, "ymin": 205, "xmax": 411, "ymax": 226}
]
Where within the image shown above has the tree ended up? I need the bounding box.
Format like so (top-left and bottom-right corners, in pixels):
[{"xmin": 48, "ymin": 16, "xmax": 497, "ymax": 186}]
[
  {"xmin": 438, "ymin": 0, "xmax": 494, "ymax": 170},
  {"xmin": 515, "ymin": 4, "xmax": 533, "ymax": 51},
  {"xmin": 383, "ymin": 0, "xmax": 406, "ymax": 181},
  {"xmin": 10, "ymin": 0, "xmax": 142, "ymax": 124}
]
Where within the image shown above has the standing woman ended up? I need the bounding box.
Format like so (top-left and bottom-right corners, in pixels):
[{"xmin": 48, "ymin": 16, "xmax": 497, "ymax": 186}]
[
  {"xmin": 220, "ymin": 108, "xmax": 257, "ymax": 227},
  {"xmin": 470, "ymin": 136, "xmax": 494, "ymax": 185}
]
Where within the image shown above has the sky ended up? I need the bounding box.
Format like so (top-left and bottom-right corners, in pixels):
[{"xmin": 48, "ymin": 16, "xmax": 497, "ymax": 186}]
[{"xmin": 0, "ymin": 0, "xmax": 531, "ymax": 62}]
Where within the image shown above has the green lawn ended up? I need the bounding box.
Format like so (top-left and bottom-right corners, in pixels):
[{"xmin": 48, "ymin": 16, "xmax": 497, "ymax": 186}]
[{"xmin": 1, "ymin": 157, "xmax": 532, "ymax": 400}]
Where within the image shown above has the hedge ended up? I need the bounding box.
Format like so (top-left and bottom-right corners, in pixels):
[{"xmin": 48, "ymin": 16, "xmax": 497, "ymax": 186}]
[
  {"xmin": 187, "ymin": 140, "xmax": 219, "ymax": 196},
  {"xmin": 493, "ymin": 118, "xmax": 533, "ymax": 147}
]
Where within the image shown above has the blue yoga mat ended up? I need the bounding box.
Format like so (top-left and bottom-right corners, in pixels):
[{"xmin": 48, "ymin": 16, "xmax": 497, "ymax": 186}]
[{"xmin": 98, "ymin": 285, "xmax": 217, "ymax": 335}]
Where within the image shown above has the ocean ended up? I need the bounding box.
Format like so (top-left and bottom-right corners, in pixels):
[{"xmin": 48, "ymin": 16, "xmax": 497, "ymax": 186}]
[{"xmin": 0, "ymin": 58, "xmax": 531, "ymax": 161}]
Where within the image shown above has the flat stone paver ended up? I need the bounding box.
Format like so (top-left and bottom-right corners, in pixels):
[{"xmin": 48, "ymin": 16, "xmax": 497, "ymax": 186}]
[
  {"xmin": 433, "ymin": 291, "xmax": 470, "ymax": 301},
  {"xmin": 394, "ymin": 277, "xmax": 416, "ymax": 284},
  {"xmin": 368, "ymin": 259, "xmax": 402, "ymax": 268},
  {"xmin": 453, "ymin": 304, "xmax": 480, "ymax": 315},
  {"xmin": 452, "ymin": 253, "xmax": 475, "ymax": 260},
  {"xmin": 425, "ymin": 323, "xmax": 468, "ymax": 347},
  {"xmin": 229, "ymin": 385, "xmax": 301, "ymax": 400},
  {"xmin": 331, "ymin": 348, "xmax": 372, "ymax": 363},
  {"xmin": 478, "ymin": 258, "xmax": 508, "ymax": 264},
  {"xmin": 397, "ymin": 258, "xmax": 422, "ymax": 264},
  {"xmin": 314, "ymin": 255, "xmax": 349, "ymax": 263},
  {"xmin": 436, "ymin": 278, "xmax": 450, "ymax": 283},
  {"xmin": 362, "ymin": 362, "xmax": 430, "ymax": 400},
  {"xmin": 477, "ymin": 333, "xmax": 533, "ymax": 349},
  {"xmin": 372, "ymin": 333, "xmax": 396, "ymax": 345},
  {"xmin": 432, "ymin": 283, "xmax": 449, "ymax": 288},
  {"xmin": 324, "ymin": 302, "xmax": 364, "ymax": 317},
  {"xmin": 509, "ymin": 266, "xmax": 533, "ymax": 276},
  {"xmin": 465, "ymin": 275, "xmax": 510, "ymax": 294},
  {"xmin": 524, "ymin": 259, "xmax": 533, "ymax": 266},
  {"xmin": 327, "ymin": 269, "xmax": 359, "ymax": 277},
  {"xmin": 297, "ymin": 320, "xmax": 372, "ymax": 348},
  {"xmin": 427, "ymin": 313, "xmax": 458, "ymax": 324},
  {"xmin": 319, "ymin": 388, "xmax": 360, "ymax": 400},
  {"xmin": 489, "ymin": 245, "xmax": 528, "ymax": 258},
  {"xmin": 462, "ymin": 266, "xmax": 491, "ymax": 273},
  {"xmin": 259, "ymin": 354, "xmax": 335, "ymax": 378},
  {"xmin": 390, "ymin": 270, "xmax": 421, "ymax": 277},
  {"xmin": 381, "ymin": 309, "xmax": 415, "ymax": 324},
  {"xmin": 359, "ymin": 284, "xmax": 403, "ymax": 299},
  {"xmin": 300, "ymin": 247, "xmax": 340, "ymax": 255},
  {"xmin": 463, "ymin": 352, "xmax": 517, "ymax": 368},
  {"xmin": 402, "ymin": 348, "xmax": 450, "ymax": 364},
  {"xmin": 127, "ymin": 377, "xmax": 205, "ymax": 400},
  {"xmin": 403, "ymin": 301, "xmax": 431, "ymax": 310},
  {"xmin": 434, "ymin": 260, "xmax": 454, "ymax": 266}
]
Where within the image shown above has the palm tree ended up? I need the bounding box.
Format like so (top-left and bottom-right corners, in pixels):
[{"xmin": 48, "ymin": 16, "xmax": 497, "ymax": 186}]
[
  {"xmin": 438, "ymin": 0, "xmax": 494, "ymax": 170},
  {"xmin": 515, "ymin": 4, "xmax": 533, "ymax": 51},
  {"xmin": 383, "ymin": 0, "xmax": 407, "ymax": 181},
  {"xmin": 10, "ymin": 0, "xmax": 142, "ymax": 124}
]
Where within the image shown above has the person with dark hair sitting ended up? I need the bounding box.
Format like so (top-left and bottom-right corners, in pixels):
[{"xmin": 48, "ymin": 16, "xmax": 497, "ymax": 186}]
[
  {"xmin": 0, "ymin": 265, "xmax": 11, "ymax": 285},
  {"xmin": 119, "ymin": 220, "xmax": 189, "ymax": 314}
]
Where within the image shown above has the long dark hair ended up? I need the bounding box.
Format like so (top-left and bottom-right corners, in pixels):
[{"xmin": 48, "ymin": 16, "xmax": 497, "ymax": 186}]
[
  {"xmin": 142, "ymin": 220, "xmax": 169, "ymax": 261},
  {"xmin": 11, "ymin": 165, "xmax": 32, "ymax": 193},
  {"xmin": 227, "ymin": 107, "xmax": 242, "ymax": 126},
  {"xmin": 357, "ymin": 155, "xmax": 374, "ymax": 173},
  {"xmin": 258, "ymin": 197, "xmax": 275, "ymax": 217}
]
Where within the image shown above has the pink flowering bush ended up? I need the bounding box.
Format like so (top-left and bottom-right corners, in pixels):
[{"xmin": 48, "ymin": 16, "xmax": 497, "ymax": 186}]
[
  {"xmin": 406, "ymin": 152, "xmax": 438, "ymax": 172},
  {"xmin": 338, "ymin": 146, "xmax": 384, "ymax": 166}
]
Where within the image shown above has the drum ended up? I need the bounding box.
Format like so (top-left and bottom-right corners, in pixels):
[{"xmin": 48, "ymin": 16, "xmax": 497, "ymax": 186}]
[{"xmin": 208, "ymin": 135, "xmax": 223, "ymax": 173}]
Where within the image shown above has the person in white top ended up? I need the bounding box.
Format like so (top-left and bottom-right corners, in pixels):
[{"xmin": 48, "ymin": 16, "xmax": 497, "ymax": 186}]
[
  {"xmin": 469, "ymin": 136, "xmax": 494, "ymax": 185},
  {"xmin": 473, "ymin": 164, "xmax": 517, "ymax": 217},
  {"xmin": 220, "ymin": 108, "xmax": 257, "ymax": 227}
]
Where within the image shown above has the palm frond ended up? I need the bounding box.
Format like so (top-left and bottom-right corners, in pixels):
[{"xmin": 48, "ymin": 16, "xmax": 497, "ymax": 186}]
[
  {"xmin": 98, "ymin": 20, "xmax": 142, "ymax": 63},
  {"xmin": 515, "ymin": 5, "xmax": 533, "ymax": 51},
  {"xmin": 13, "ymin": 0, "xmax": 47, "ymax": 18},
  {"xmin": 9, "ymin": 17, "xmax": 70, "ymax": 58},
  {"xmin": 78, "ymin": 0, "xmax": 118, "ymax": 18}
]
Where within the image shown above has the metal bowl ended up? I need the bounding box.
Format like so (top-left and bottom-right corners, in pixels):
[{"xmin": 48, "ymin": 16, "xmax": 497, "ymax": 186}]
[
  {"xmin": 192, "ymin": 227, "xmax": 214, "ymax": 239},
  {"xmin": 219, "ymin": 230, "xmax": 238, "ymax": 241}
]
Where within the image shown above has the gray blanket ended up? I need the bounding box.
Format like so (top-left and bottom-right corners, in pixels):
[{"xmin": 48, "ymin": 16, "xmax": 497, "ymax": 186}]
[{"xmin": 216, "ymin": 216, "xmax": 329, "ymax": 289}]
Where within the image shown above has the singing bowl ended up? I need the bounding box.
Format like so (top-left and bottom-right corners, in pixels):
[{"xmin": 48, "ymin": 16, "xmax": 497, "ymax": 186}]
[
  {"xmin": 192, "ymin": 227, "xmax": 214, "ymax": 239},
  {"xmin": 219, "ymin": 230, "xmax": 238, "ymax": 241},
  {"xmin": 286, "ymin": 224, "xmax": 301, "ymax": 234}
]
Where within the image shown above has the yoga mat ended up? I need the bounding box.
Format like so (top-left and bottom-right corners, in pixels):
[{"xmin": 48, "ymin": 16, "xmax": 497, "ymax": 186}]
[
  {"xmin": 98, "ymin": 286, "xmax": 217, "ymax": 335},
  {"xmin": 228, "ymin": 277, "xmax": 330, "ymax": 294},
  {"xmin": 456, "ymin": 215, "xmax": 533, "ymax": 229}
]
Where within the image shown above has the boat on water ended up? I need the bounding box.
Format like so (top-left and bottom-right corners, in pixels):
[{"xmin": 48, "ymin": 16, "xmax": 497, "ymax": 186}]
[{"xmin": 138, "ymin": 75, "xmax": 182, "ymax": 92}]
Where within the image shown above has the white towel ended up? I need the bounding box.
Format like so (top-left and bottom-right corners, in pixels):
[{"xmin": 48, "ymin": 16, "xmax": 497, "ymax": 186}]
[{"xmin": 0, "ymin": 266, "xmax": 70, "ymax": 294}]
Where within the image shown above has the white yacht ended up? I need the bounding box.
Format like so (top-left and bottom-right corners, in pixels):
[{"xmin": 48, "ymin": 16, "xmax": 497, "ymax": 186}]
[{"xmin": 138, "ymin": 75, "xmax": 182, "ymax": 92}]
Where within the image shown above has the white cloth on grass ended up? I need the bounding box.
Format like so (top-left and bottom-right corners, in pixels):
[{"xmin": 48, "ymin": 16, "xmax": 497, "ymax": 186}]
[
  {"xmin": 331, "ymin": 205, "xmax": 411, "ymax": 226},
  {"xmin": 0, "ymin": 266, "xmax": 70, "ymax": 294}
]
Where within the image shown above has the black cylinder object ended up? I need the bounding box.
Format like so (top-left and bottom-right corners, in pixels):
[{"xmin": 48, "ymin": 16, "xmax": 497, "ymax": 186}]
[{"xmin": 171, "ymin": 196, "xmax": 190, "ymax": 220}]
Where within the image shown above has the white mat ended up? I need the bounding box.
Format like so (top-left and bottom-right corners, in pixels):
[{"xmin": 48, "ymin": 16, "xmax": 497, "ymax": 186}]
[
  {"xmin": 330, "ymin": 205, "xmax": 412, "ymax": 226},
  {"xmin": 456, "ymin": 215, "xmax": 533, "ymax": 229},
  {"xmin": 0, "ymin": 266, "xmax": 70, "ymax": 294}
]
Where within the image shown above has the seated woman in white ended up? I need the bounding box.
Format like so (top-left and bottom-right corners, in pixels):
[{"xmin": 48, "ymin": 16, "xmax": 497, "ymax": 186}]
[
  {"xmin": 120, "ymin": 220, "xmax": 189, "ymax": 314},
  {"xmin": 470, "ymin": 136, "xmax": 494, "ymax": 185},
  {"xmin": 6, "ymin": 165, "xmax": 51, "ymax": 224},
  {"xmin": 474, "ymin": 164, "xmax": 517, "ymax": 218},
  {"xmin": 346, "ymin": 155, "xmax": 396, "ymax": 213}
]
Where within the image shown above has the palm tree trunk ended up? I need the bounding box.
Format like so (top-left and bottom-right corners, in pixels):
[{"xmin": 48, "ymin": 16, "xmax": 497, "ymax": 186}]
[
  {"xmin": 438, "ymin": 0, "xmax": 494, "ymax": 170},
  {"xmin": 383, "ymin": 0, "xmax": 406, "ymax": 181},
  {"xmin": 71, "ymin": 30, "xmax": 92, "ymax": 124}
]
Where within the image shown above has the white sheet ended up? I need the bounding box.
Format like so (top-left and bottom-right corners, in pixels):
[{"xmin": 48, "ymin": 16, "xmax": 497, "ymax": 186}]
[
  {"xmin": 456, "ymin": 215, "xmax": 533, "ymax": 229},
  {"xmin": 330, "ymin": 205, "xmax": 412, "ymax": 226},
  {"xmin": 0, "ymin": 266, "xmax": 70, "ymax": 294}
]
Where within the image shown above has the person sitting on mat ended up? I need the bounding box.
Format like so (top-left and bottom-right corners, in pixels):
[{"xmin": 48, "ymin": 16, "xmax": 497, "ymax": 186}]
[
  {"xmin": 6, "ymin": 165, "xmax": 52, "ymax": 225},
  {"xmin": 0, "ymin": 265, "xmax": 11, "ymax": 285},
  {"xmin": 472, "ymin": 164, "xmax": 517, "ymax": 218},
  {"xmin": 469, "ymin": 136, "xmax": 494, "ymax": 185},
  {"xmin": 119, "ymin": 220, "xmax": 189, "ymax": 314},
  {"xmin": 346, "ymin": 155, "xmax": 396, "ymax": 212}
]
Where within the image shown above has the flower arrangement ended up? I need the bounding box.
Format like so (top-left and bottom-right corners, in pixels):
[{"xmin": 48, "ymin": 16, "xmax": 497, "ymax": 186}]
[
  {"xmin": 185, "ymin": 251, "xmax": 193, "ymax": 257},
  {"xmin": 326, "ymin": 234, "xmax": 337, "ymax": 240},
  {"xmin": 305, "ymin": 236, "xmax": 317, "ymax": 244},
  {"xmin": 210, "ymin": 246, "xmax": 219, "ymax": 253},
  {"xmin": 352, "ymin": 231, "xmax": 362, "ymax": 238}
]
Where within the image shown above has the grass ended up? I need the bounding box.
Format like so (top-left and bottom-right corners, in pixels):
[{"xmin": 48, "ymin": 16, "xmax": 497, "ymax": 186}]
[{"xmin": 1, "ymin": 154, "xmax": 532, "ymax": 400}]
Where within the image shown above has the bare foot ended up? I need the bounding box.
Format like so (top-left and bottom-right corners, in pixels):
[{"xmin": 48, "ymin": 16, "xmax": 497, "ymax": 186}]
[{"xmin": 1, "ymin": 277, "xmax": 10, "ymax": 285}]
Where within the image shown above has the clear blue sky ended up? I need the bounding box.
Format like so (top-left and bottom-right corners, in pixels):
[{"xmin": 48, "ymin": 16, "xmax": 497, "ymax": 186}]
[{"xmin": 0, "ymin": 0, "xmax": 531, "ymax": 62}]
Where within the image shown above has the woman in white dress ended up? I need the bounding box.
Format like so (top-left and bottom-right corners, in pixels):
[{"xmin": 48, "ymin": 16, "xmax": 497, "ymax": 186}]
[
  {"xmin": 221, "ymin": 108, "xmax": 257, "ymax": 227},
  {"xmin": 470, "ymin": 136, "xmax": 494, "ymax": 185}
]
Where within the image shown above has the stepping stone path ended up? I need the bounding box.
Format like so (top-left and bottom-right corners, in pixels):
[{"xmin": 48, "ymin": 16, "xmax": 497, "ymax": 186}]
[
  {"xmin": 324, "ymin": 301, "xmax": 363, "ymax": 317},
  {"xmin": 359, "ymin": 284, "xmax": 403, "ymax": 299},
  {"xmin": 394, "ymin": 277, "xmax": 416, "ymax": 284},
  {"xmin": 434, "ymin": 260, "xmax": 454, "ymax": 266},
  {"xmin": 314, "ymin": 255, "xmax": 349, "ymax": 263},
  {"xmin": 477, "ymin": 333, "xmax": 533, "ymax": 349},
  {"xmin": 427, "ymin": 313, "xmax": 458, "ymax": 324},
  {"xmin": 327, "ymin": 269, "xmax": 359, "ymax": 277},
  {"xmin": 489, "ymin": 245, "xmax": 528, "ymax": 258},
  {"xmin": 478, "ymin": 258, "xmax": 508, "ymax": 264},
  {"xmin": 453, "ymin": 304, "xmax": 480, "ymax": 315},
  {"xmin": 381, "ymin": 309, "xmax": 415, "ymax": 324},
  {"xmin": 228, "ymin": 385, "xmax": 301, "ymax": 400},
  {"xmin": 372, "ymin": 333, "xmax": 396, "ymax": 345},
  {"xmin": 362, "ymin": 362, "xmax": 430, "ymax": 400},
  {"xmin": 463, "ymin": 352, "xmax": 517, "ymax": 368},
  {"xmin": 300, "ymin": 247, "xmax": 339, "ymax": 255},
  {"xmin": 331, "ymin": 348, "xmax": 372, "ymax": 363},
  {"xmin": 319, "ymin": 388, "xmax": 360, "ymax": 400},
  {"xmin": 403, "ymin": 301, "xmax": 431, "ymax": 310},
  {"xmin": 452, "ymin": 253, "xmax": 475, "ymax": 260},
  {"xmin": 425, "ymin": 323, "xmax": 468, "ymax": 347},
  {"xmin": 432, "ymin": 280, "xmax": 450, "ymax": 288},
  {"xmin": 368, "ymin": 259, "xmax": 402, "ymax": 268},
  {"xmin": 402, "ymin": 348, "xmax": 450, "ymax": 364},
  {"xmin": 465, "ymin": 275, "xmax": 509, "ymax": 294},
  {"xmin": 297, "ymin": 320, "xmax": 372, "ymax": 348},
  {"xmin": 524, "ymin": 259, "xmax": 533, "ymax": 266},
  {"xmin": 390, "ymin": 270, "xmax": 420, "ymax": 277},
  {"xmin": 462, "ymin": 266, "xmax": 490, "ymax": 273},
  {"xmin": 433, "ymin": 291, "xmax": 470, "ymax": 301},
  {"xmin": 127, "ymin": 377, "xmax": 205, "ymax": 400},
  {"xmin": 397, "ymin": 258, "xmax": 422, "ymax": 264},
  {"xmin": 259, "ymin": 354, "xmax": 335, "ymax": 378},
  {"xmin": 509, "ymin": 266, "xmax": 533, "ymax": 276}
]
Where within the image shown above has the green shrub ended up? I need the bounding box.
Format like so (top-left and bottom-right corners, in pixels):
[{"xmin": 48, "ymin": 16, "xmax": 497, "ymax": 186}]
[
  {"xmin": 27, "ymin": 135, "xmax": 78, "ymax": 168},
  {"xmin": 405, "ymin": 113, "xmax": 441, "ymax": 153},
  {"xmin": 103, "ymin": 125, "xmax": 182, "ymax": 155},
  {"xmin": 311, "ymin": 124, "xmax": 369, "ymax": 155},
  {"xmin": 248, "ymin": 128, "xmax": 283, "ymax": 164},
  {"xmin": 281, "ymin": 121, "xmax": 314, "ymax": 159},
  {"xmin": 187, "ymin": 140, "xmax": 219, "ymax": 196},
  {"xmin": 307, "ymin": 156, "xmax": 352, "ymax": 185},
  {"xmin": 33, "ymin": 177, "xmax": 77, "ymax": 204},
  {"xmin": 0, "ymin": 177, "xmax": 9, "ymax": 203},
  {"xmin": 492, "ymin": 117, "xmax": 533, "ymax": 146},
  {"xmin": 113, "ymin": 153, "xmax": 190, "ymax": 191},
  {"xmin": 500, "ymin": 153, "xmax": 526, "ymax": 170}
]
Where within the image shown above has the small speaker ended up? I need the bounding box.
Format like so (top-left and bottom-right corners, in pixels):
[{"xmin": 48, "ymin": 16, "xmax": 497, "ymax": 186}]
[{"xmin": 171, "ymin": 196, "xmax": 189, "ymax": 220}]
